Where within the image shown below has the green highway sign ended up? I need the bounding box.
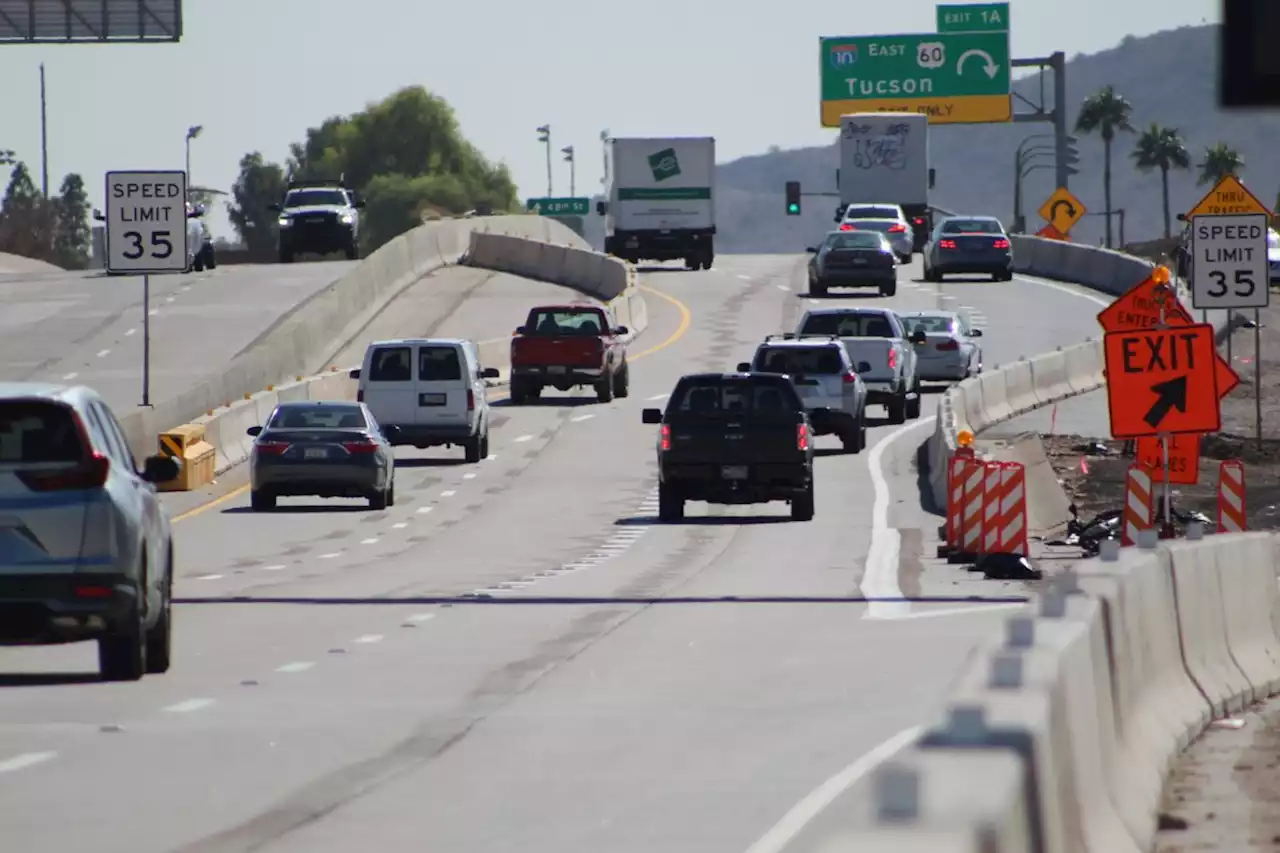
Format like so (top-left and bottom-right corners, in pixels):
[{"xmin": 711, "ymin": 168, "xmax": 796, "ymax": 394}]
[
  {"xmin": 820, "ymin": 30, "xmax": 1011, "ymax": 126},
  {"xmin": 526, "ymin": 197, "xmax": 591, "ymax": 216},
  {"xmin": 937, "ymin": 3, "xmax": 1009, "ymax": 33}
]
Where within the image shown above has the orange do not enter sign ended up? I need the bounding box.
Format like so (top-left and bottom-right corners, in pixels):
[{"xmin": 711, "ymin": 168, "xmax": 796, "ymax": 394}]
[{"xmin": 1103, "ymin": 324, "xmax": 1222, "ymax": 438}]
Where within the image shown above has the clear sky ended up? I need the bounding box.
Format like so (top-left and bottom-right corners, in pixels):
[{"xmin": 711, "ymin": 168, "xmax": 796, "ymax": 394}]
[{"xmin": 0, "ymin": 0, "xmax": 1219, "ymax": 239}]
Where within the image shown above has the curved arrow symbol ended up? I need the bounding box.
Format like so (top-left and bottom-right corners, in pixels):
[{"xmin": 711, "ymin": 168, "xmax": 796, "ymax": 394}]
[
  {"xmin": 1144, "ymin": 375, "xmax": 1188, "ymax": 429},
  {"xmin": 1050, "ymin": 198, "xmax": 1077, "ymax": 223},
  {"xmin": 956, "ymin": 48, "xmax": 999, "ymax": 79}
]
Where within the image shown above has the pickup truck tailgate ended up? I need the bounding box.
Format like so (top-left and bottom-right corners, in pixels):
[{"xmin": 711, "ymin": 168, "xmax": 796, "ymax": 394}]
[
  {"xmin": 665, "ymin": 418, "xmax": 803, "ymax": 466},
  {"xmin": 839, "ymin": 339, "xmax": 896, "ymax": 383},
  {"xmin": 512, "ymin": 336, "xmax": 601, "ymax": 367}
]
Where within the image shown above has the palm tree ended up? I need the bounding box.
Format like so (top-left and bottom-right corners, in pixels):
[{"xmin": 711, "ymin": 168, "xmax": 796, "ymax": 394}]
[
  {"xmin": 1075, "ymin": 85, "xmax": 1136, "ymax": 248},
  {"xmin": 1131, "ymin": 124, "xmax": 1190, "ymax": 238},
  {"xmin": 1197, "ymin": 143, "xmax": 1244, "ymax": 186}
]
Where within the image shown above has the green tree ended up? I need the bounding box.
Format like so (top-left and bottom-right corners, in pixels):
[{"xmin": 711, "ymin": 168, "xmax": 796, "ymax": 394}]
[
  {"xmin": 227, "ymin": 152, "xmax": 287, "ymax": 255},
  {"xmin": 0, "ymin": 161, "xmax": 58, "ymax": 262},
  {"xmin": 1131, "ymin": 124, "xmax": 1190, "ymax": 239},
  {"xmin": 1197, "ymin": 143, "xmax": 1244, "ymax": 186},
  {"xmin": 52, "ymin": 172, "xmax": 90, "ymax": 269},
  {"xmin": 1075, "ymin": 85, "xmax": 1136, "ymax": 249}
]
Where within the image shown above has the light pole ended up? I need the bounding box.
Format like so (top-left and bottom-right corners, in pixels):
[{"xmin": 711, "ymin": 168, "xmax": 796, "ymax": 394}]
[
  {"xmin": 536, "ymin": 125, "xmax": 552, "ymax": 196},
  {"xmin": 185, "ymin": 125, "xmax": 203, "ymax": 190},
  {"xmin": 1012, "ymin": 134, "xmax": 1052, "ymax": 232},
  {"xmin": 562, "ymin": 146, "xmax": 576, "ymax": 196},
  {"xmin": 600, "ymin": 129, "xmax": 610, "ymax": 189}
]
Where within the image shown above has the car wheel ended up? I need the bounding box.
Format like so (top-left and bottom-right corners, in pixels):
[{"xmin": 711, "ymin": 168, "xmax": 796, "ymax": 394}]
[
  {"xmin": 99, "ymin": 587, "xmax": 146, "ymax": 682},
  {"xmin": 613, "ymin": 363, "xmax": 630, "ymax": 398},
  {"xmin": 204, "ymin": 246, "xmax": 217, "ymax": 270},
  {"xmin": 811, "ymin": 278, "xmax": 828, "ymax": 297},
  {"xmin": 345, "ymin": 242, "xmax": 359, "ymax": 261},
  {"xmin": 192, "ymin": 253, "xmax": 204, "ymax": 272},
  {"xmin": 887, "ymin": 386, "xmax": 908, "ymax": 424},
  {"xmin": 250, "ymin": 490, "xmax": 276, "ymax": 511},
  {"xmin": 386, "ymin": 478, "xmax": 396, "ymax": 507},
  {"xmin": 144, "ymin": 562, "xmax": 172, "ymax": 674},
  {"xmin": 279, "ymin": 250, "xmax": 294, "ymax": 264},
  {"xmin": 479, "ymin": 432, "xmax": 490, "ymax": 458},
  {"xmin": 369, "ymin": 488, "xmax": 389, "ymax": 510},
  {"xmin": 596, "ymin": 373, "xmax": 615, "ymax": 403},
  {"xmin": 839, "ymin": 421, "xmax": 863, "ymax": 454},
  {"xmin": 879, "ymin": 280, "xmax": 897, "ymax": 297},
  {"xmin": 463, "ymin": 434, "xmax": 483, "ymax": 463},
  {"xmin": 791, "ymin": 481, "xmax": 816, "ymax": 521},
  {"xmin": 657, "ymin": 483, "xmax": 684, "ymax": 521},
  {"xmin": 906, "ymin": 380, "xmax": 923, "ymax": 420}
]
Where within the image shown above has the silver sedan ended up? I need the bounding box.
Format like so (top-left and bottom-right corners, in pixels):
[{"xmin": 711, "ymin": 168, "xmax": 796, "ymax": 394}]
[{"xmin": 898, "ymin": 310, "xmax": 983, "ymax": 382}]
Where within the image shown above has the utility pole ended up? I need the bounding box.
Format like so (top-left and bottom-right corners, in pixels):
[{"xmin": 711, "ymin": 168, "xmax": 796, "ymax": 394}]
[
  {"xmin": 536, "ymin": 125, "xmax": 552, "ymax": 196},
  {"xmin": 562, "ymin": 145, "xmax": 576, "ymax": 196},
  {"xmin": 600, "ymin": 129, "xmax": 610, "ymax": 188},
  {"xmin": 185, "ymin": 125, "xmax": 203, "ymax": 191},
  {"xmin": 39, "ymin": 63, "xmax": 48, "ymax": 197}
]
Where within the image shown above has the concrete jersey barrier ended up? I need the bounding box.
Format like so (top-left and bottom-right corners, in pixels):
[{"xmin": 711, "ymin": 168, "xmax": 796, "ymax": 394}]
[
  {"xmin": 114, "ymin": 214, "xmax": 589, "ymax": 461},
  {"xmin": 465, "ymin": 231, "xmax": 631, "ymax": 302}
]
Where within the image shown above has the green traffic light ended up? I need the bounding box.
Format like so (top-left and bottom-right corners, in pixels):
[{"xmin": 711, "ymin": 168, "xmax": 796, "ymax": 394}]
[{"xmin": 787, "ymin": 203, "xmax": 800, "ymax": 214}]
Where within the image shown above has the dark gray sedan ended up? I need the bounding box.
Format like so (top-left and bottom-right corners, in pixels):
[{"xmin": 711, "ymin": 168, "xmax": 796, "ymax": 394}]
[
  {"xmin": 806, "ymin": 230, "xmax": 898, "ymax": 297},
  {"xmin": 246, "ymin": 401, "xmax": 398, "ymax": 511},
  {"xmin": 922, "ymin": 215, "xmax": 1014, "ymax": 282}
]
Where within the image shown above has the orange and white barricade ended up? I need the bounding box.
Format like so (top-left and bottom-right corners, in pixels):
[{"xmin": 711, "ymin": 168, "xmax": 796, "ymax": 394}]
[
  {"xmin": 978, "ymin": 461, "xmax": 1029, "ymax": 557},
  {"xmin": 951, "ymin": 454, "xmax": 987, "ymax": 561},
  {"xmin": 1217, "ymin": 460, "xmax": 1246, "ymax": 533},
  {"xmin": 944, "ymin": 448, "xmax": 978, "ymax": 554},
  {"xmin": 1121, "ymin": 464, "xmax": 1155, "ymax": 546}
]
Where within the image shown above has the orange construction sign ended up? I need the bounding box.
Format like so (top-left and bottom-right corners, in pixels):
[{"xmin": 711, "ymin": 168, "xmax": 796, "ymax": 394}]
[
  {"xmin": 1036, "ymin": 222, "xmax": 1067, "ymax": 240},
  {"xmin": 1185, "ymin": 174, "xmax": 1273, "ymax": 219},
  {"xmin": 1104, "ymin": 324, "xmax": 1221, "ymax": 438},
  {"xmin": 1135, "ymin": 434, "xmax": 1201, "ymax": 485},
  {"xmin": 1097, "ymin": 276, "xmax": 1241, "ymax": 398}
]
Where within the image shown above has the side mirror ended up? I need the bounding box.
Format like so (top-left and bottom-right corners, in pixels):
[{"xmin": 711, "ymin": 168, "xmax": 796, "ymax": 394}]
[
  {"xmin": 348, "ymin": 368, "xmax": 361, "ymax": 379},
  {"xmin": 382, "ymin": 424, "xmax": 401, "ymax": 439},
  {"xmin": 267, "ymin": 203, "xmax": 281, "ymax": 213},
  {"xmin": 805, "ymin": 246, "xmax": 818, "ymax": 253},
  {"xmin": 596, "ymin": 201, "xmax": 607, "ymax": 215},
  {"xmin": 246, "ymin": 425, "xmax": 263, "ymax": 437},
  {"xmin": 615, "ymin": 325, "xmax": 629, "ymax": 336},
  {"xmin": 857, "ymin": 361, "xmax": 872, "ymax": 373},
  {"xmin": 970, "ymin": 329, "xmax": 983, "ymax": 337},
  {"xmin": 481, "ymin": 367, "xmax": 500, "ymax": 378},
  {"xmin": 92, "ymin": 208, "xmax": 105, "ymax": 221},
  {"xmin": 641, "ymin": 408, "xmax": 663, "ymax": 424},
  {"xmin": 514, "ymin": 325, "xmax": 528, "ymax": 335},
  {"xmin": 352, "ymin": 200, "xmax": 367, "ymax": 209},
  {"xmin": 140, "ymin": 454, "xmax": 180, "ymax": 484},
  {"xmin": 736, "ymin": 362, "xmax": 752, "ymax": 372}
]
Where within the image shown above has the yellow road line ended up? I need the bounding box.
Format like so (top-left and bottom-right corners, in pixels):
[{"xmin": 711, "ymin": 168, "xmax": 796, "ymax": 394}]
[{"xmin": 172, "ymin": 282, "xmax": 692, "ymax": 524}]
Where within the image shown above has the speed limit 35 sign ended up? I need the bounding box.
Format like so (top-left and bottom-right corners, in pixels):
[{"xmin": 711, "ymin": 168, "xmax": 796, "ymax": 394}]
[
  {"xmin": 1191, "ymin": 212, "xmax": 1270, "ymax": 309},
  {"xmin": 105, "ymin": 170, "xmax": 189, "ymax": 274}
]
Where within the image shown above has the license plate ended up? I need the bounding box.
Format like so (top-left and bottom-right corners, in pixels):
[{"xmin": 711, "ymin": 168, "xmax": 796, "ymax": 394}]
[
  {"xmin": 419, "ymin": 392, "xmax": 446, "ymax": 406},
  {"xmin": 852, "ymin": 257, "xmax": 868, "ymax": 265},
  {"xmin": 722, "ymin": 465, "xmax": 748, "ymax": 480},
  {"xmin": 547, "ymin": 366, "xmax": 567, "ymax": 375},
  {"xmin": 304, "ymin": 448, "xmax": 328, "ymax": 459}
]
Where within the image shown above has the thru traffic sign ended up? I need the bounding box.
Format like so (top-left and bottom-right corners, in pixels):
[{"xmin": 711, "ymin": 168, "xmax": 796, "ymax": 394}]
[
  {"xmin": 1037, "ymin": 186, "xmax": 1086, "ymax": 234},
  {"xmin": 105, "ymin": 170, "xmax": 189, "ymax": 274},
  {"xmin": 1190, "ymin": 212, "xmax": 1269, "ymax": 309},
  {"xmin": 1103, "ymin": 323, "xmax": 1221, "ymax": 438},
  {"xmin": 1185, "ymin": 174, "xmax": 1272, "ymax": 218}
]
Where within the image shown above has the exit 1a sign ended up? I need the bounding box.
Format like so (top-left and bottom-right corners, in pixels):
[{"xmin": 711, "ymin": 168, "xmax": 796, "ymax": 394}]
[
  {"xmin": 526, "ymin": 197, "xmax": 590, "ymax": 216},
  {"xmin": 937, "ymin": 3, "xmax": 1009, "ymax": 32}
]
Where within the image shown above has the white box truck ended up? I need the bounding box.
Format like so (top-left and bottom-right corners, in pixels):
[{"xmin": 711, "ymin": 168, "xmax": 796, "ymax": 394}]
[
  {"xmin": 837, "ymin": 113, "xmax": 935, "ymax": 252},
  {"xmin": 598, "ymin": 137, "xmax": 716, "ymax": 270}
]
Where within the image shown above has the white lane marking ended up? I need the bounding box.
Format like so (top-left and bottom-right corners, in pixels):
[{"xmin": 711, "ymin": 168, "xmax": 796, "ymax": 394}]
[
  {"xmin": 196, "ymin": 574, "xmax": 224, "ymax": 581},
  {"xmin": 647, "ymin": 393, "xmax": 668, "ymax": 401},
  {"xmin": 742, "ymin": 726, "xmax": 922, "ymax": 853},
  {"xmin": 61, "ymin": 372, "xmax": 77, "ymax": 381},
  {"xmin": 0, "ymin": 752, "xmax": 56, "ymax": 774},
  {"xmin": 571, "ymin": 413, "xmax": 594, "ymax": 422},
  {"xmin": 276, "ymin": 661, "xmax": 315, "ymax": 673},
  {"xmin": 360, "ymin": 538, "xmax": 379, "ymax": 545},
  {"xmin": 124, "ymin": 328, "xmax": 136, "ymax": 337},
  {"xmin": 441, "ymin": 490, "xmax": 456, "ymax": 497},
  {"xmin": 95, "ymin": 349, "xmax": 110, "ymax": 358},
  {"xmin": 163, "ymin": 698, "xmax": 215, "ymax": 714},
  {"xmin": 775, "ymin": 284, "xmax": 790, "ymax": 292},
  {"xmin": 514, "ymin": 434, "xmax": 533, "ymax": 443},
  {"xmin": 1016, "ymin": 274, "xmax": 1109, "ymax": 307},
  {"xmin": 354, "ymin": 634, "xmax": 383, "ymax": 644},
  {"xmin": 737, "ymin": 274, "xmax": 752, "ymax": 281},
  {"xmin": 416, "ymin": 506, "xmax": 433, "ymax": 515},
  {"xmin": 880, "ymin": 603, "xmax": 1027, "ymax": 621},
  {"xmin": 485, "ymin": 454, "xmax": 497, "ymax": 461},
  {"xmin": 808, "ymin": 299, "xmax": 819, "ymax": 305},
  {"xmin": 263, "ymin": 564, "xmax": 286, "ymax": 571},
  {"xmin": 861, "ymin": 417, "xmax": 937, "ymax": 620},
  {"xmin": 405, "ymin": 613, "xmax": 435, "ymax": 624},
  {"xmin": 463, "ymin": 472, "xmax": 477, "ymax": 479},
  {"xmin": 148, "ymin": 308, "xmax": 158, "ymax": 316},
  {"xmin": 318, "ymin": 552, "xmax": 341, "ymax": 559},
  {"xmin": 391, "ymin": 522, "xmax": 408, "ymax": 529}
]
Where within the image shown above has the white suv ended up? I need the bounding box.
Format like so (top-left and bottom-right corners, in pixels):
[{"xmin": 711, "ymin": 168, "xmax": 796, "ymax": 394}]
[
  {"xmin": 0, "ymin": 382, "xmax": 180, "ymax": 681},
  {"xmin": 740, "ymin": 335, "xmax": 869, "ymax": 452}
]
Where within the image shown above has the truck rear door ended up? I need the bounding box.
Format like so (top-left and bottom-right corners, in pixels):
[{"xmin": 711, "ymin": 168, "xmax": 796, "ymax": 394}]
[
  {"xmin": 361, "ymin": 344, "xmax": 417, "ymax": 426},
  {"xmin": 515, "ymin": 309, "xmax": 606, "ymax": 369},
  {"xmin": 838, "ymin": 339, "xmax": 897, "ymax": 385},
  {"xmin": 413, "ymin": 343, "xmax": 470, "ymax": 429}
]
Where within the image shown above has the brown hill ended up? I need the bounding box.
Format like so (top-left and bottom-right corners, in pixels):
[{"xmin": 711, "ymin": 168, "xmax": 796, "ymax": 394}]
[{"xmin": 713, "ymin": 24, "xmax": 1278, "ymax": 253}]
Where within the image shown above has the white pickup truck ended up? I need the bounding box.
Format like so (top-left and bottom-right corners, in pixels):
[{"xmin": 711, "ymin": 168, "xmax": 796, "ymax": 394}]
[{"xmin": 794, "ymin": 307, "xmax": 924, "ymax": 423}]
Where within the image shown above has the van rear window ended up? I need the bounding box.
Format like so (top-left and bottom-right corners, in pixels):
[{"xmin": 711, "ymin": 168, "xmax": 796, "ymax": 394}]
[
  {"xmin": 418, "ymin": 346, "xmax": 462, "ymax": 381},
  {"xmin": 368, "ymin": 347, "xmax": 412, "ymax": 382},
  {"xmin": 0, "ymin": 401, "xmax": 86, "ymax": 463}
]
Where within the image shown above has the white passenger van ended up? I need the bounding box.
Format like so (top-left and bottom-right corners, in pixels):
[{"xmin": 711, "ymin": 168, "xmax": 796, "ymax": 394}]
[{"xmin": 351, "ymin": 338, "xmax": 499, "ymax": 463}]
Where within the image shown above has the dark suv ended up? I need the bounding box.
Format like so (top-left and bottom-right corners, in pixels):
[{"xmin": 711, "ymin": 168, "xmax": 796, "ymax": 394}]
[{"xmin": 269, "ymin": 179, "xmax": 365, "ymax": 263}]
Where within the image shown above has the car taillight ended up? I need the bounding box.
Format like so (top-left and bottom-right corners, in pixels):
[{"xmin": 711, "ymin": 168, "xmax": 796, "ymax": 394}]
[
  {"xmin": 842, "ymin": 370, "xmax": 858, "ymax": 384},
  {"xmin": 888, "ymin": 348, "xmax": 897, "ymax": 369},
  {"xmin": 660, "ymin": 424, "xmax": 671, "ymax": 451},
  {"xmin": 939, "ymin": 239, "xmax": 957, "ymax": 250},
  {"xmin": 467, "ymin": 389, "xmax": 475, "ymax": 411},
  {"xmin": 913, "ymin": 217, "xmax": 925, "ymax": 224},
  {"xmin": 993, "ymin": 238, "xmax": 1010, "ymax": 249},
  {"xmin": 255, "ymin": 441, "xmax": 290, "ymax": 456},
  {"xmin": 73, "ymin": 584, "xmax": 114, "ymax": 599},
  {"xmin": 937, "ymin": 338, "xmax": 960, "ymax": 351},
  {"xmin": 356, "ymin": 389, "xmax": 364, "ymax": 402},
  {"xmin": 888, "ymin": 224, "xmax": 907, "ymax": 233},
  {"xmin": 839, "ymin": 223, "xmax": 855, "ymax": 231},
  {"xmin": 796, "ymin": 423, "xmax": 810, "ymax": 451},
  {"xmin": 16, "ymin": 453, "xmax": 110, "ymax": 492},
  {"xmin": 342, "ymin": 439, "xmax": 379, "ymax": 454}
]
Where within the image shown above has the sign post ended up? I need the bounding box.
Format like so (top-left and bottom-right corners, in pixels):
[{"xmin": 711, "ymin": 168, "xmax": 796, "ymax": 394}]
[{"xmin": 105, "ymin": 170, "xmax": 189, "ymax": 407}]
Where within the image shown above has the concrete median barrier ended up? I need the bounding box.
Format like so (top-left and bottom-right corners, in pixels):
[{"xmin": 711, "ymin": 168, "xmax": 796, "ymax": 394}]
[{"xmin": 466, "ymin": 231, "xmax": 633, "ymax": 302}]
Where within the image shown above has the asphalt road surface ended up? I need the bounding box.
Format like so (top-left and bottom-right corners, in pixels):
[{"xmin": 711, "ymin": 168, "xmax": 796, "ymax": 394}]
[
  {"xmin": 0, "ymin": 256, "xmax": 1109, "ymax": 853},
  {"xmin": 0, "ymin": 260, "xmax": 354, "ymax": 411}
]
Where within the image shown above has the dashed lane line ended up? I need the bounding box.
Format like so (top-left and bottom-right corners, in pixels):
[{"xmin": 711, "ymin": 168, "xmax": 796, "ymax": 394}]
[
  {"xmin": 163, "ymin": 698, "xmax": 215, "ymax": 714},
  {"xmin": 0, "ymin": 752, "xmax": 56, "ymax": 774}
]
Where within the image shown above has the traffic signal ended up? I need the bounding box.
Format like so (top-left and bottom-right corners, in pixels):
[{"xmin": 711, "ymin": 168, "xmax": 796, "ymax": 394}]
[
  {"xmin": 785, "ymin": 181, "xmax": 801, "ymax": 215},
  {"xmin": 536, "ymin": 124, "xmax": 550, "ymax": 143}
]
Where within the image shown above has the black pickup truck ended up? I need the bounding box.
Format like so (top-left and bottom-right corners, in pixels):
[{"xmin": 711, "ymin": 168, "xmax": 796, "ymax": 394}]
[{"xmin": 642, "ymin": 372, "xmax": 816, "ymax": 522}]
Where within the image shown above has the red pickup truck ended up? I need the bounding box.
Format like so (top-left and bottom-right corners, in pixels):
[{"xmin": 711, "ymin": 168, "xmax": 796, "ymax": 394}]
[{"xmin": 510, "ymin": 304, "xmax": 631, "ymax": 404}]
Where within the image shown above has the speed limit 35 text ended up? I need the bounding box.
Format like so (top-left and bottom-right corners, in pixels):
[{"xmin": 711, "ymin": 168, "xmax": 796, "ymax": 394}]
[
  {"xmin": 110, "ymin": 180, "xmax": 183, "ymax": 223},
  {"xmin": 1195, "ymin": 221, "xmax": 1264, "ymax": 263}
]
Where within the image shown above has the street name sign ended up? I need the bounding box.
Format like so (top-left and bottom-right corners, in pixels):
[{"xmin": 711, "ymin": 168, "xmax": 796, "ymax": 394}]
[
  {"xmin": 1190, "ymin": 213, "xmax": 1269, "ymax": 309},
  {"xmin": 105, "ymin": 170, "xmax": 188, "ymax": 274},
  {"xmin": 1037, "ymin": 186, "xmax": 1086, "ymax": 234},
  {"xmin": 526, "ymin": 197, "xmax": 591, "ymax": 216},
  {"xmin": 1103, "ymin": 324, "xmax": 1221, "ymax": 438},
  {"xmin": 819, "ymin": 30, "xmax": 1011, "ymax": 126},
  {"xmin": 1096, "ymin": 276, "xmax": 1241, "ymax": 398},
  {"xmin": 1185, "ymin": 174, "xmax": 1272, "ymax": 218},
  {"xmin": 1135, "ymin": 433, "xmax": 1201, "ymax": 485},
  {"xmin": 936, "ymin": 3, "xmax": 1009, "ymax": 33}
]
